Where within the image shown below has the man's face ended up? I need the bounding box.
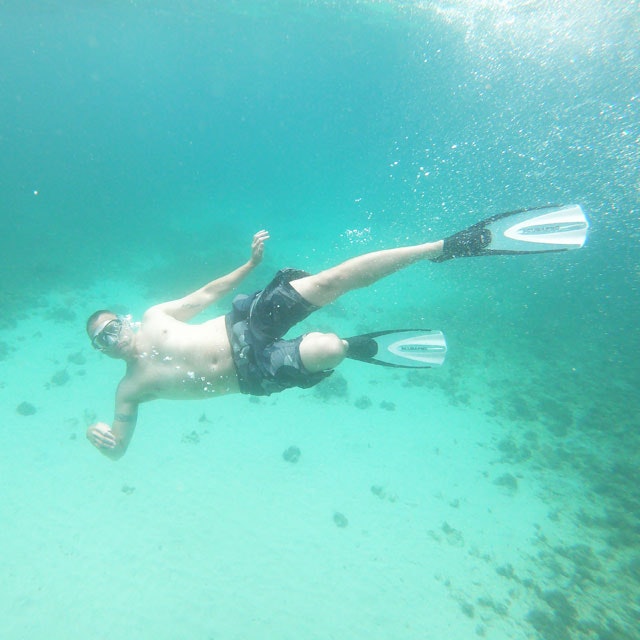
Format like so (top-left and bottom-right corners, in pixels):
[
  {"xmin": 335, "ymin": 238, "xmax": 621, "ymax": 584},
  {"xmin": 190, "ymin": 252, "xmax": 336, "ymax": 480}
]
[{"xmin": 89, "ymin": 313, "xmax": 135, "ymax": 359}]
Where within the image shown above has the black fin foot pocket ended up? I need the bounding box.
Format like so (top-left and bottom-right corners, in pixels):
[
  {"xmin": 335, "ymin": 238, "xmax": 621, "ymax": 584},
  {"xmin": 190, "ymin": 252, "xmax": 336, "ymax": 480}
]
[
  {"xmin": 345, "ymin": 336, "xmax": 378, "ymax": 360},
  {"xmin": 432, "ymin": 226, "xmax": 492, "ymax": 262}
]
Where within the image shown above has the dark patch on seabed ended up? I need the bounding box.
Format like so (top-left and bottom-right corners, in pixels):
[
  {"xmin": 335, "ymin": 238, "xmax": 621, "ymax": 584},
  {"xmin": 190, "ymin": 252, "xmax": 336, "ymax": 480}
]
[
  {"xmin": 404, "ymin": 345, "xmax": 640, "ymax": 638},
  {"xmin": 308, "ymin": 338, "xmax": 639, "ymax": 639}
]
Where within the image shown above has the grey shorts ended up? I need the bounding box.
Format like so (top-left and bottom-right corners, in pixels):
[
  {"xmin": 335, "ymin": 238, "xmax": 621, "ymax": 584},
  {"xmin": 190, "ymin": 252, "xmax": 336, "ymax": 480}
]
[{"xmin": 225, "ymin": 269, "xmax": 333, "ymax": 396}]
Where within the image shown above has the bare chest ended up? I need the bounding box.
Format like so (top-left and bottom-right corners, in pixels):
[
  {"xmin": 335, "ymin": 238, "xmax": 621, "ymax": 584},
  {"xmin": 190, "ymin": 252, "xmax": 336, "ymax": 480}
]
[{"xmin": 129, "ymin": 317, "xmax": 239, "ymax": 400}]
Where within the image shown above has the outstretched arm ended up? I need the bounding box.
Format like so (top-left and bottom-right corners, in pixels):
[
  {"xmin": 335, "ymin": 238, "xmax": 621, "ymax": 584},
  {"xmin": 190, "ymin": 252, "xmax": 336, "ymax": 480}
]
[{"xmin": 146, "ymin": 230, "xmax": 269, "ymax": 322}]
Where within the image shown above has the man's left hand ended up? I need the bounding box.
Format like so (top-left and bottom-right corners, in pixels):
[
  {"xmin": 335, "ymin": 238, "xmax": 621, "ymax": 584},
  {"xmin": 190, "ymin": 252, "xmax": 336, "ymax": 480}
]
[{"xmin": 250, "ymin": 230, "xmax": 270, "ymax": 265}]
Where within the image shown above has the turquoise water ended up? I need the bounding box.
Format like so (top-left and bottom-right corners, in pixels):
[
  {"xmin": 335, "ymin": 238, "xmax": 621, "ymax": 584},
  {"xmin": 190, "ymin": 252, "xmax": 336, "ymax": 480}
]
[{"xmin": 1, "ymin": 2, "xmax": 639, "ymax": 639}]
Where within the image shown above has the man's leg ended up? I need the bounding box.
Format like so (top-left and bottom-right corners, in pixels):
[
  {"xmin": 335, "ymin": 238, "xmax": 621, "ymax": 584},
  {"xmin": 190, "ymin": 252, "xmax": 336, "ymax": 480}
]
[
  {"xmin": 298, "ymin": 332, "xmax": 347, "ymax": 373},
  {"xmin": 292, "ymin": 239, "xmax": 444, "ymax": 373},
  {"xmin": 290, "ymin": 240, "xmax": 443, "ymax": 307}
]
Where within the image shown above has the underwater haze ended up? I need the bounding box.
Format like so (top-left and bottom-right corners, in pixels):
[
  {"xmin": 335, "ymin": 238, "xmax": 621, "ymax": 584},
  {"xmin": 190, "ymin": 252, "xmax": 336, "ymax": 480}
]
[{"xmin": 1, "ymin": 1, "xmax": 639, "ymax": 639}]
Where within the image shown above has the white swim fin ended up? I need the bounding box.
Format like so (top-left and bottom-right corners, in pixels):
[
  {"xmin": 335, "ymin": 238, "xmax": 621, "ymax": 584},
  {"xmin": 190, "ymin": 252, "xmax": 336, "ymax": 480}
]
[
  {"xmin": 432, "ymin": 204, "xmax": 589, "ymax": 261},
  {"xmin": 345, "ymin": 329, "xmax": 447, "ymax": 368}
]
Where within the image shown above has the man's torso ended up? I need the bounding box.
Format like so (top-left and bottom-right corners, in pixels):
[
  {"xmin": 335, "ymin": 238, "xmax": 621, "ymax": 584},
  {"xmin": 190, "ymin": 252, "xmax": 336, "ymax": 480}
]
[{"xmin": 121, "ymin": 313, "xmax": 239, "ymax": 402}]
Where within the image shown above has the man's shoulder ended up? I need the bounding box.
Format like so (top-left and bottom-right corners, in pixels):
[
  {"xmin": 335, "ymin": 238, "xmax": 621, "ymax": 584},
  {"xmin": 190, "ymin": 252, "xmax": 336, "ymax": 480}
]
[
  {"xmin": 141, "ymin": 305, "xmax": 187, "ymax": 327},
  {"xmin": 116, "ymin": 370, "xmax": 150, "ymax": 403},
  {"xmin": 141, "ymin": 305, "xmax": 167, "ymax": 322}
]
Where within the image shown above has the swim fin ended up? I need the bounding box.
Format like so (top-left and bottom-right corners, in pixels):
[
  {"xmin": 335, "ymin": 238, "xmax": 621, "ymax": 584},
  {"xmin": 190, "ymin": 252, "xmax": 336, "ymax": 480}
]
[
  {"xmin": 345, "ymin": 329, "xmax": 447, "ymax": 368},
  {"xmin": 431, "ymin": 204, "xmax": 589, "ymax": 261}
]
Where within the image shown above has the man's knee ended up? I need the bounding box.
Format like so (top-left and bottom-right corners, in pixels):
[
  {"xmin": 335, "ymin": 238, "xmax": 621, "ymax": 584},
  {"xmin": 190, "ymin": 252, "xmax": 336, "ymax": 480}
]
[{"xmin": 299, "ymin": 332, "xmax": 347, "ymax": 372}]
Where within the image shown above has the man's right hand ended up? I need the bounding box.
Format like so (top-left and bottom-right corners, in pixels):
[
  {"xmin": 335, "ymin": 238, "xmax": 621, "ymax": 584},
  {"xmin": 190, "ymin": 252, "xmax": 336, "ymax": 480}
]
[{"xmin": 86, "ymin": 422, "xmax": 117, "ymax": 450}]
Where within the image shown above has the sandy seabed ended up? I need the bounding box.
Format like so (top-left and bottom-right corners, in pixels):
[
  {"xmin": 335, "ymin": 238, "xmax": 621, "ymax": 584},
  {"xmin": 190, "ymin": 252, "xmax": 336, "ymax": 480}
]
[{"xmin": 0, "ymin": 279, "xmax": 635, "ymax": 640}]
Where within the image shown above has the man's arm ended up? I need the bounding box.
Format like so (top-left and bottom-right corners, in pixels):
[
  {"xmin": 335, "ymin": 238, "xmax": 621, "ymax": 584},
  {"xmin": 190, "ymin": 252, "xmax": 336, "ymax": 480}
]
[
  {"xmin": 86, "ymin": 384, "xmax": 139, "ymax": 461},
  {"xmin": 146, "ymin": 230, "xmax": 269, "ymax": 322}
]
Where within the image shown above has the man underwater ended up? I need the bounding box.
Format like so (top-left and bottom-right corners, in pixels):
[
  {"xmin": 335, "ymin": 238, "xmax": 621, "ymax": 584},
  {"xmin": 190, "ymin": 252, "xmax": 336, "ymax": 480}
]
[{"xmin": 86, "ymin": 205, "xmax": 588, "ymax": 460}]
